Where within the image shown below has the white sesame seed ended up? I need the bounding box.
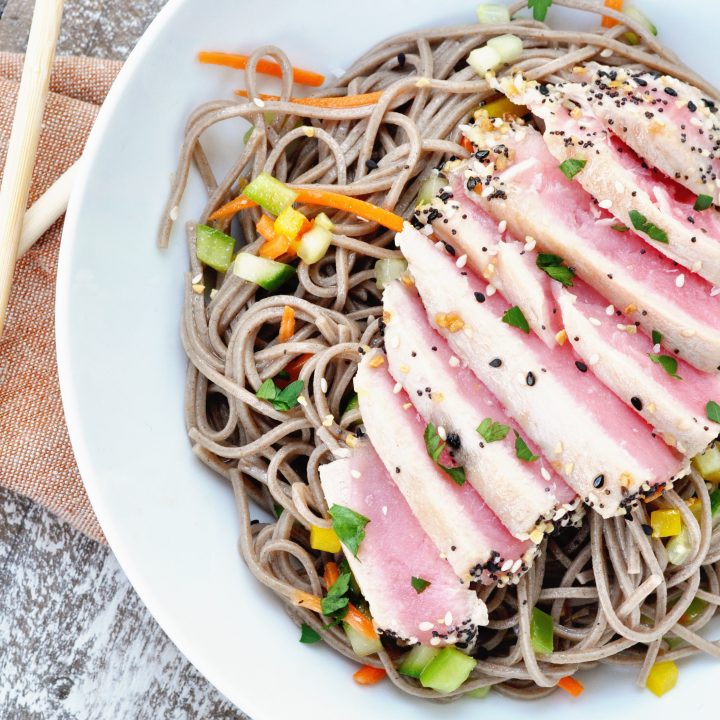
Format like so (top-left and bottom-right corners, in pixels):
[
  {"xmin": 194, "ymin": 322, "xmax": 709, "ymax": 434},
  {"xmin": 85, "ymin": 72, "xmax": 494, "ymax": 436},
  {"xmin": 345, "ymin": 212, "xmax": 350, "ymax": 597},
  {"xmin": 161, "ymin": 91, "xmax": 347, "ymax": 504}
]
[
  {"xmin": 564, "ymin": 462, "xmax": 575, "ymax": 474},
  {"xmin": 600, "ymin": 48, "xmax": 613, "ymax": 58},
  {"xmin": 253, "ymin": 97, "xmax": 265, "ymax": 108},
  {"xmin": 297, "ymin": 395, "xmax": 308, "ymax": 406},
  {"xmin": 438, "ymin": 425, "xmax": 447, "ymax": 441},
  {"xmin": 402, "ymin": 402, "xmax": 412, "ymax": 410},
  {"xmin": 617, "ymin": 323, "xmax": 627, "ymax": 331},
  {"xmin": 486, "ymin": 284, "xmax": 497, "ymax": 296},
  {"xmin": 322, "ymin": 414, "xmax": 334, "ymax": 427},
  {"xmin": 675, "ymin": 273, "xmax": 685, "ymax": 288},
  {"xmin": 501, "ymin": 559, "xmax": 513, "ymax": 572},
  {"xmin": 589, "ymin": 317, "xmax": 602, "ymax": 326},
  {"xmin": 540, "ymin": 467, "xmax": 551, "ymax": 481},
  {"xmin": 511, "ymin": 559, "xmax": 523, "ymax": 573},
  {"xmin": 589, "ymin": 353, "xmax": 600, "ymax": 365},
  {"xmin": 524, "ymin": 236, "xmax": 536, "ymax": 251},
  {"xmin": 320, "ymin": 378, "xmax": 328, "ymax": 393},
  {"xmin": 420, "ymin": 224, "xmax": 434, "ymax": 236},
  {"xmin": 444, "ymin": 611, "xmax": 453, "ymax": 626},
  {"xmin": 653, "ymin": 343, "xmax": 661, "ymax": 353},
  {"xmin": 691, "ymin": 260, "xmax": 702, "ymax": 272},
  {"xmin": 498, "ymin": 220, "xmax": 507, "ymax": 233},
  {"xmin": 331, "ymin": 447, "xmax": 350, "ymax": 458},
  {"xmin": 415, "ymin": 76, "xmax": 431, "ymax": 88},
  {"xmin": 381, "ymin": 506, "xmax": 388, "ymax": 515},
  {"xmin": 393, "ymin": 382, "xmax": 403, "ymax": 394},
  {"xmin": 555, "ymin": 441, "xmax": 563, "ymax": 454},
  {"xmin": 711, "ymin": 286, "xmax": 720, "ymax": 297},
  {"xmin": 456, "ymin": 254, "xmax": 468, "ymax": 268},
  {"xmin": 419, "ymin": 621, "xmax": 434, "ymax": 632},
  {"xmin": 191, "ymin": 272, "xmax": 203, "ymax": 284},
  {"xmin": 449, "ymin": 355, "xmax": 460, "ymax": 367},
  {"xmin": 605, "ymin": 304, "xmax": 615, "ymax": 316},
  {"xmin": 430, "ymin": 636, "xmax": 441, "ymax": 646},
  {"xmin": 598, "ymin": 199, "xmax": 613, "ymax": 209},
  {"xmin": 169, "ymin": 205, "xmax": 179, "ymax": 221},
  {"xmin": 680, "ymin": 328, "xmax": 696, "ymax": 338},
  {"xmin": 351, "ymin": 470, "xmax": 361, "ymax": 479}
]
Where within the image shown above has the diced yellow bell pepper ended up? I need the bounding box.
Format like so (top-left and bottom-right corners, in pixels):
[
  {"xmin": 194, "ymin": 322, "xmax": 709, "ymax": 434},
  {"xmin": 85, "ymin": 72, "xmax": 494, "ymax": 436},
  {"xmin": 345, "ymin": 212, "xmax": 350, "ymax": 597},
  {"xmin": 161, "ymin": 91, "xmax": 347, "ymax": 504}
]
[
  {"xmin": 274, "ymin": 206, "xmax": 310, "ymax": 242},
  {"xmin": 310, "ymin": 525, "xmax": 341, "ymax": 553},
  {"xmin": 650, "ymin": 508, "xmax": 682, "ymax": 538},
  {"xmin": 646, "ymin": 661, "xmax": 679, "ymax": 697},
  {"xmin": 482, "ymin": 95, "xmax": 528, "ymax": 119},
  {"xmin": 693, "ymin": 444, "xmax": 720, "ymax": 482}
]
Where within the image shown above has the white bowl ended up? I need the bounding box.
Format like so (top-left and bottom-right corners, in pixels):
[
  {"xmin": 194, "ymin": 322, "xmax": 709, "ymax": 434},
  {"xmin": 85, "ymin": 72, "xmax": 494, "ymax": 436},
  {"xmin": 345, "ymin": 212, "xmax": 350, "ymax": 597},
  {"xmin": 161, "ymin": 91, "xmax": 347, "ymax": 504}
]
[{"xmin": 57, "ymin": 1, "xmax": 719, "ymax": 717}]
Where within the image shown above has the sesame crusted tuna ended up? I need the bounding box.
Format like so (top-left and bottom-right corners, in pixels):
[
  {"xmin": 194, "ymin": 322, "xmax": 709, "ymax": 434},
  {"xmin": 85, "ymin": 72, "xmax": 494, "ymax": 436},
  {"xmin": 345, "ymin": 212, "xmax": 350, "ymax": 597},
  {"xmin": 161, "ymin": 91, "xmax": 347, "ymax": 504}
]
[
  {"xmin": 500, "ymin": 74, "xmax": 720, "ymax": 286},
  {"xmin": 461, "ymin": 120, "xmax": 720, "ymax": 374},
  {"xmin": 382, "ymin": 280, "xmax": 578, "ymax": 542},
  {"xmin": 319, "ymin": 442, "xmax": 488, "ymax": 646},
  {"xmin": 554, "ymin": 280, "xmax": 720, "ymax": 457},
  {"xmin": 397, "ymin": 223, "xmax": 689, "ymax": 518},
  {"xmin": 354, "ymin": 350, "xmax": 534, "ymax": 583}
]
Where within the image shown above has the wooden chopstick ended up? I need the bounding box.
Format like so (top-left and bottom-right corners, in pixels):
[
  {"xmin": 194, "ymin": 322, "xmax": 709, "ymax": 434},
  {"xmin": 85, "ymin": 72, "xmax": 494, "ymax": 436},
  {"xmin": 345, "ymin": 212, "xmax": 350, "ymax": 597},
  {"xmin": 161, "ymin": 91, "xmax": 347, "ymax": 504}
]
[{"xmin": 0, "ymin": 0, "xmax": 65, "ymax": 339}]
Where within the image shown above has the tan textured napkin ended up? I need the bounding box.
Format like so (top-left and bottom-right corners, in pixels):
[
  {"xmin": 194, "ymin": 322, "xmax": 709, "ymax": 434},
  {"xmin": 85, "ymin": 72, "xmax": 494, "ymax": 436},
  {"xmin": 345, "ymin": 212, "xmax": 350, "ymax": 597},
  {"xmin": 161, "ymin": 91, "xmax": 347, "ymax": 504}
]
[{"xmin": 0, "ymin": 52, "xmax": 122, "ymax": 543}]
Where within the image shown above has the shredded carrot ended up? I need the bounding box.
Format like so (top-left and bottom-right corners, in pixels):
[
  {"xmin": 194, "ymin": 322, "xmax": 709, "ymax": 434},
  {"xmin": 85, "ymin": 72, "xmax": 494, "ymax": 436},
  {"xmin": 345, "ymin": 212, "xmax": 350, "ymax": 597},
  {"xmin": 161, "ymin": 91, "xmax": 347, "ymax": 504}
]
[
  {"xmin": 293, "ymin": 590, "xmax": 322, "ymax": 613},
  {"xmin": 323, "ymin": 562, "xmax": 379, "ymax": 641},
  {"xmin": 558, "ymin": 675, "xmax": 585, "ymax": 697},
  {"xmin": 295, "ymin": 189, "xmax": 404, "ymax": 232},
  {"xmin": 234, "ymin": 89, "xmax": 384, "ymax": 108},
  {"xmin": 324, "ymin": 561, "xmax": 340, "ymax": 587},
  {"xmin": 197, "ymin": 51, "xmax": 324, "ymax": 87},
  {"xmin": 256, "ymin": 214, "xmax": 277, "ymax": 242},
  {"xmin": 259, "ymin": 235, "xmax": 292, "ymax": 260},
  {"xmin": 286, "ymin": 353, "xmax": 313, "ymax": 382},
  {"xmin": 279, "ymin": 306, "xmax": 296, "ymax": 342},
  {"xmin": 353, "ymin": 665, "xmax": 387, "ymax": 686},
  {"xmin": 209, "ymin": 195, "xmax": 257, "ymax": 220},
  {"xmin": 461, "ymin": 135, "xmax": 475, "ymax": 154},
  {"xmin": 601, "ymin": 0, "xmax": 623, "ymax": 28},
  {"xmin": 644, "ymin": 487, "xmax": 665, "ymax": 504}
]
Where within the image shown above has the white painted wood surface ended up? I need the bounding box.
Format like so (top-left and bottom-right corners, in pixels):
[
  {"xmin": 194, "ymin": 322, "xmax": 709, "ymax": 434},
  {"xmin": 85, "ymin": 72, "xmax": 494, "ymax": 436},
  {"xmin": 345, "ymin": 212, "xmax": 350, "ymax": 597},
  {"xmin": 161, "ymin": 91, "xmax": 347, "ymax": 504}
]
[{"xmin": 0, "ymin": 1, "xmax": 248, "ymax": 716}]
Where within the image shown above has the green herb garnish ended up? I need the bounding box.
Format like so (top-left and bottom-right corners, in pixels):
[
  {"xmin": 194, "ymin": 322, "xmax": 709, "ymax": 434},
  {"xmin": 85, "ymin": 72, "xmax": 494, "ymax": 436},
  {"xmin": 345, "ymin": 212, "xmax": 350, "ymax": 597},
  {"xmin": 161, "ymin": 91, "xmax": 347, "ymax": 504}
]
[
  {"xmin": 536, "ymin": 253, "xmax": 575, "ymax": 287},
  {"xmin": 651, "ymin": 329, "xmax": 662, "ymax": 346},
  {"xmin": 528, "ymin": 0, "xmax": 552, "ymax": 22},
  {"xmin": 411, "ymin": 576, "xmax": 432, "ymax": 594},
  {"xmin": 707, "ymin": 400, "xmax": 720, "ymax": 423},
  {"xmin": 476, "ymin": 418, "xmax": 510, "ymax": 443},
  {"xmin": 514, "ymin": 431, "xmax": 539, "ymax": 462},
  {"xmin": 321, "ymin": 570, "xmax": 352, "ymax": 615},
  {"xmin": 424, "ymin": 423, "xmax": 466, "ymax": 485},
  {"xmin": 694, "ymin": 194, "xmax": 714, "ymax": 212},
  {"xmin": 502, "ymin": 305, "xmax": 530, "ymax": 334},
  {"xmin": 300, "ymin": 623, "xmax": 321, "ymax": 644},
  {"xmin": 328, "ymin": 505, "xmax": 370, "ymax": 558},
  {"xmin": 256, "ymin": 378, "xmax": 305, "ymax": 411},
  {"xmin": 558, "ymin": 157, "xmax": 586, "ymax": 181},
  {"xmin": 649, "ymin": 353, "xmax": 682, "ymax": 380},
  {"xmin": 611, "ymin": 224, "xmax": 629, "ymax": 232},
  {"xmin": 629, "ymin": 209, "xmax": 668, "ymax": 244}
]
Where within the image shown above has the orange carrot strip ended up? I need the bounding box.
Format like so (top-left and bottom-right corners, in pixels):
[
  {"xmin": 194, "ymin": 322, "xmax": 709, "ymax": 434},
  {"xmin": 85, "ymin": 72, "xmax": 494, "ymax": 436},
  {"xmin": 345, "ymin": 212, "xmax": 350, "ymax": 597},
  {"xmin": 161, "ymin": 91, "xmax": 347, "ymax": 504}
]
[
  {"xmin": 461, "ymin": 135, "xmax": 475, "ymax": 154},
  {"xmin": 209, "ymin": 195, "xmax": 257, "ymax": 221},
  {"xmin": 293, "ymin": 590, "xmax": 322, "ymax": 613},
  {"xmin": 256, "ymin": 214, "xmax": 277, "ymax": 242},
  {"xmin": 295, "ymin": 188, "xmax": 404, "ymax": 233},
  {"xmin": 324, "ymin": 561, "xmax": 340, "ymax": 587},
  {"xmin": 198, "ymin": 51, "xmax": 325, "ymax": 87},
  {"xmin": 601, "ymin": 0, "xmax": 623, "ymax": 28},
  {"xmin": 234, "ymin": 89, "xmax": 384, "ymax": 108},
  {"xmin": 558, "ymin": 675, "xmax": 585, "ymax": 697},
  {"xmin": 345, "ymin": 604, "xmax": 379, "ymax": 641},
  {"xmin": 279, "ymin": 305, "xmax": 296, "ymax": 342},
  {"xmin": 353, "ymin": 665, "xmax": 387, "ymax": 686},
  {"xmin": 258, "ymin": 235, "xmax": 292, "ymax": 259}
]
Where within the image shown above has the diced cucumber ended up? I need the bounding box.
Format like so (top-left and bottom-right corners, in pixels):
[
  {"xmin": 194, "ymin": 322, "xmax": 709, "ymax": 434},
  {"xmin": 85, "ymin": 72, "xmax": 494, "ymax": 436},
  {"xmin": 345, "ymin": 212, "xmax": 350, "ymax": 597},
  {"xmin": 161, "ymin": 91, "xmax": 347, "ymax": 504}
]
[
  {"xmin": 243, "ymin": 172, "xmax": 298, "ymax": 216},
  {"xmin": 419, "ymin": 646, "xmax": 477, "ymax": 693},
  {"xmin": 313, "ymin": 212, "xmax": 334, "ymax": 231},
  {"xmin": 487, "ymin": 34, "xmax": 523, "ymax": 64},
  {"xmin": 711, "ymin": 489, "xmax": 720, "ymax": 525},
  {"xmin": 666, "ymin": 525, "xmax": 692, "ymax": 566},
  {"xmin": 693, "ymin": 444, "xmax": 720, "ymax": 483},
  {"xmin": 233, "ymin": 252, "xmax": 296, "ymax": 291},
  {"xmin": 476, "ymin": 4, "xmax": 510, "ymax": 24},
  {"xmin": 530, "ymin": 607, "xmax": 554, "ymax": 655},
  {"xmin": 416, "ymin": 173, "xmax": 446, "ymax": 206},
  {"xmin": 195, "ymin": 224, "xmax": 236, "ymax": 272},
  {"xmin": 398, "ymin": 644, "xmax": 440, "ymax": 678},
  {"xmin": 344, "ymin": 623, "xmax": 383, "ymax": 657},
  {"xmin": 297, "ymin": 225, "xmax": 333, "ymax": 264},
  {"xmin": 467, "ymin": 45, "xmax": 502, "ymax": 77},
  {"xmin": 342, "ymin": 392, "xmax": 359, "ymax": 416},
  {"xmin": 623, "ymin": 6, "xmax": 658, "ymax": 45},
  {"xmin": 375, "ymin": 258, "xmax": 408, "ymax": 290},
  {"xmin": 465, "ymin": 685, "xmax": 491, "ymax": 699}
]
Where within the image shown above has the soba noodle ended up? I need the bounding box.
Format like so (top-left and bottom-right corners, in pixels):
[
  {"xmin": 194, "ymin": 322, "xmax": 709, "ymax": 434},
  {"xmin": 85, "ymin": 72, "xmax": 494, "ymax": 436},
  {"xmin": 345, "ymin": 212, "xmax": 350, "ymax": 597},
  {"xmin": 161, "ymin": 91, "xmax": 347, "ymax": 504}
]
[{"xmin": 162, "ymin": 0, "xmax": 720, "ymax": 700}]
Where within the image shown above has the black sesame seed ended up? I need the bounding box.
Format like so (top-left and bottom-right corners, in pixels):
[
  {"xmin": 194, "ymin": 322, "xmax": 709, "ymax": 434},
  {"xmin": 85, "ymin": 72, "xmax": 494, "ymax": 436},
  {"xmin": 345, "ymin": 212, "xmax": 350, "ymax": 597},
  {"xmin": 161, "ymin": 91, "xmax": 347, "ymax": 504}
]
[
  {"xmin": 593, "ymin": 474, "xmax": 605, "ymax": 489},
  {"xmin": 526, "ymin": 372, "xmax": 536, "ymax": 386},
  {"xmin": 641, "ymin": 523, "xmax": 652, "ymax": 536},
  {"xmin": 395, "ymin": 467, "xmax": 400, "ymax": 473},
  {"xmin": 575, "ymin": 361, "xmax": 588, "ymax": 373},
  {"xmin": 397, "ymin": 52, "xmax": 406, "ymax": 68},
  {"xmin": 447, "ymin": 433, "xmax": 461, "ymax": 449},
  {"xmin": 631, "ymin": 396, "xmax": 643, "ymax": 411},
  {"xmin": 664, "ymin": 86, "xmax": 678, "ymax": 97},
  {"xmin": 688, "ymin": 100, "xmax": 697, "ymax": 112},
  {"xmin": 489, "ymin": 358, "xmax": 502, "ymax": 368},
  {"xmin": 365, "ymin": 159, "xmax": 379, "ymax": 171},
  {"xmin": 474, "ymin": 291, "xmax": 486, "ymax": 303}
]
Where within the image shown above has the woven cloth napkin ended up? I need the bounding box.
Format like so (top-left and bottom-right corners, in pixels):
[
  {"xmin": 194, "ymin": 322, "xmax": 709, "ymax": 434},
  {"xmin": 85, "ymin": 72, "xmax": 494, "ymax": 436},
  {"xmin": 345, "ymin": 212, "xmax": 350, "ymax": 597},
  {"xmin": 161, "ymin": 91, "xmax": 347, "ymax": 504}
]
[{"xmin": 0, "ymin": 52, "xmax": 122, "ymax": 543}]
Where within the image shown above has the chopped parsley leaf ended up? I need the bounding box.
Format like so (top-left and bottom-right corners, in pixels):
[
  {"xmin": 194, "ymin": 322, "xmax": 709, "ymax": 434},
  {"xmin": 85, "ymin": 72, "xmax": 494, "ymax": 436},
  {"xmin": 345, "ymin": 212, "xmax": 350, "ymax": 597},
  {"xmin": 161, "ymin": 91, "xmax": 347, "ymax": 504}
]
[
  {"xmin": 611, "ymin": 224, "xmax": 629, "ymax": 232},
  {"xmin": 424, "ymin": 423, "xmax": 466, "ymax": 485},
  {"xmin": 514, "ymin": 431, "xmax": 539, "ymax": 462},
  {"xmin": 536, "ymin": 253, "xmax": 575, "ymax": 287},
  {"xmin": 629, "ymin": 209, "xmax": 668, "ymax": 244},
  {"xmin": 328, "ymin": 505, "xmax": 370, "ymax": 558},
  {"xmin": 476, "ymin": 418, "xmax": 510, "ymax": 443},
  {"xmin": 528, "ymin": 0, "xmax": 553, "ymax": 22},
  {"xmin": 651, "ymin": 329, "xmax": 662, "ymax": 346},
  {"xmin": 502, "ymin": 305, "xmax": 530, "ymax": 334},
  {"xmin": 558, "ymin": 157, "xmax": 586, "ymax": 181},
  {"xmin": 256, "ymin": 378, "xmax": 305, "ymax": 411},
  {"xmin": 694, "ymin": 194, "xmax": 714, "ymax": 212},
  {"xmin": 649, "ymin": 353, "xmax": 682, "ymax": 380},
  {"xmin": 707, "ymin": 400, "xmax": 720, "ymax": 423},
  {"xmin": 321, "ymin": 570, "xmax": 352, "ymax": 615},
  {"xmin": 411, "ymin": 576, "xmax": 432, "ymax": 594},
  {"xmin": 300, "ymin": 623, "xmax": 321, "ymax": 644}
]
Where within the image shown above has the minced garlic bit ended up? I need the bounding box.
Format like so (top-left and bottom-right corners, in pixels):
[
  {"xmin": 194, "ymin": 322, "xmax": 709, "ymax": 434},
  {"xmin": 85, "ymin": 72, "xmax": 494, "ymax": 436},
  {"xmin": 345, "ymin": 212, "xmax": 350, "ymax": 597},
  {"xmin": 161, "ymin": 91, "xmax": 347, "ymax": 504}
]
[
  {"xmin": 383, "ymin": 309, "xmax": 392, "ymax": 323},
  {"xmin": 415, "ymin": 77, "xmax": 431, "ymax": 88},
  {"xmin": 399, "ymin": 363, "xmax": 410, "ymax": 374},
  {"xmin": 555, "ymin": 329, "xmax": 568, "ymax": 346},
  {"xmin": 623, "ymin": 303, "xmax": 637, "ymax": 315},
  {"xmin": 431, "ymin": 391, "xmax": 444, "ymax": 403},
  {"xmin": 402, "ymin": 402, "xmax": 413, "ymax": 410},
  {"xmin": 302, "ymin": 126, "xmax": 316, "ymax": 138},
  {"xmin": 530, "ymin": 529, "xmax": 544, "ymax": 544},
  {"xmin": 297, "ymin": 395, "xmax": 308, "ymax": 407},
  {"xmin": 322, "ymin": 414, "xmax": 334, "ymax": 427},
  {"xmin": 400, "ymin": 273, "xmax": 415, "ymax": 287},
  {"xmin": 345, "ymin": 434, "xmax": 358, "ymax": 448},
  {"xmin": 368, "ymin": 354, "xmax": 385, "ymax": 368},
  {"xmin": 192, "ymin": 283, "xmax": 205, "ymax": 294},
  {"xmin": 619, "ymin": 472, "xmax": 633, "ymax": 488}
]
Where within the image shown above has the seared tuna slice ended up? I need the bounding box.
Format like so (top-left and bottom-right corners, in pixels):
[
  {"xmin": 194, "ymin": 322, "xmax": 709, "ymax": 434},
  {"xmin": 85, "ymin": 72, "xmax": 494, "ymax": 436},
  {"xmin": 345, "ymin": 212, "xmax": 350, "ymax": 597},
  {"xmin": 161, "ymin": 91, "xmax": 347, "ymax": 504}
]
[
  {"xmin": 505, "ymin": 77, "xmax": 720, "ymax": 286},
  {"xmin": 569, "ymin": 63, "xmax": 720, "ymax": 205},
  {"xmin": 420, "ymin": 174, "xmax": 559, "ymax": 347},
  {"xmin": 555, "ymin": 280, "xmax": 720, "ymax": 457},
  {"xmin": 461, "ymin": 120, "xmax": 720, "ymax": 373},
  {"xmin": 382, "ymin": 280, "xmax": 578, "ymax": 542},
  {"xmin": 397, "ymin": 223, "xmax": 689, "ymax": 518},
  {"xmin": 354, "ymin": 350, "xmax": 534, "ymax": 582},
  {"xmin": 319, "ymin": 443, "xmax": 488, "ymax": 646}
]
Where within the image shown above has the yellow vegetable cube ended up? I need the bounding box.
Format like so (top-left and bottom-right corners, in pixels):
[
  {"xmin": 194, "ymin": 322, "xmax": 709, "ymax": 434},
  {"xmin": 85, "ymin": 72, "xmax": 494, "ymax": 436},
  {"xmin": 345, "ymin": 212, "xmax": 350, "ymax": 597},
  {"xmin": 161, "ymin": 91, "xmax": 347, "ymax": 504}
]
[
  {"xmin": 274, "ymin": 206, "xmax": 309, "ymax": 242},
  {"xmin": 310, "ymin": 525, "xmax": 341, "ymax": 553},
  {"xmin": 646, "ymin": 661, "xmax": 678, "ymax": 698},
  {"xmin": 482, "ymin": 96, "xmax": 528, "ymax": 119},
  {"xmin": 650, "ymin": 508, "xmax": 682, "ymax": 538}
]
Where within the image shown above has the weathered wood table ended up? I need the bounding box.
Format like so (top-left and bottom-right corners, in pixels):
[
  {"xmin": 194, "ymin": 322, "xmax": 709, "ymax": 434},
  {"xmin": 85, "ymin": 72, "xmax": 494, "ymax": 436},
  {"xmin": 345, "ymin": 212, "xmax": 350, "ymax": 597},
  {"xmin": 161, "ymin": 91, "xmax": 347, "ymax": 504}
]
[{"xmin": 0, "ymin": 1, "xmax": 246, "ymax": 716}]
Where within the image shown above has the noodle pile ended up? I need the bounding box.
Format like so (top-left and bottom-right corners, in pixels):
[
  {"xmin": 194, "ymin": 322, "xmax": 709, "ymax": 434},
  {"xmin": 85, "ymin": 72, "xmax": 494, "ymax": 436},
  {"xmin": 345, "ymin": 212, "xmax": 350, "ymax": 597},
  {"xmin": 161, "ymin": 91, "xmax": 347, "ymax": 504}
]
[{"xmin": 163, "ymin": 0, "xmax": 720, "ymax": 700}]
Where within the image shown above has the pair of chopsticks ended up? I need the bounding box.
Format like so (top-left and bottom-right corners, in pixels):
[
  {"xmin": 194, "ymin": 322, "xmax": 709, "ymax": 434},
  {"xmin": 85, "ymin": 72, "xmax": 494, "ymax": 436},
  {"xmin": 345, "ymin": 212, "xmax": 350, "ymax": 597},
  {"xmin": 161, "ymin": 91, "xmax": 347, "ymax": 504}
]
[{"xmin": 0, "ymin": 0, "xmax": 66, "ymax": 340}]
